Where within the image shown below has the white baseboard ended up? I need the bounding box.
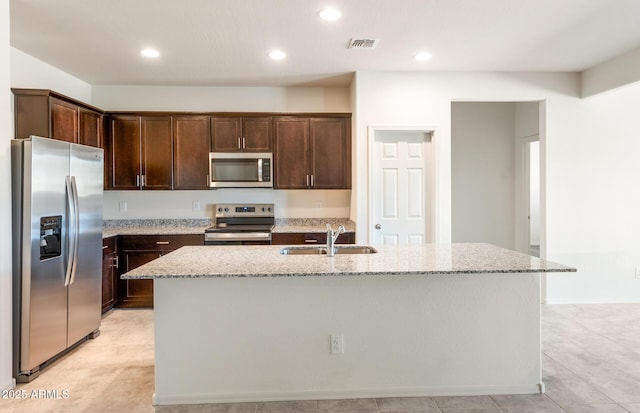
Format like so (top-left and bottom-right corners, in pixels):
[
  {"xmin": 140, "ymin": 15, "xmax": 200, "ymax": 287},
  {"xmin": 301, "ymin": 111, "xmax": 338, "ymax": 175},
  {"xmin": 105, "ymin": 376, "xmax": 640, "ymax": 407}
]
[
  {"xmin": 545, "ymin": 299, "xmax": 640, "ymax": 304},
  {"xmin": 153, "ymin": 384, "xmax": 542, "ymax": 406}
]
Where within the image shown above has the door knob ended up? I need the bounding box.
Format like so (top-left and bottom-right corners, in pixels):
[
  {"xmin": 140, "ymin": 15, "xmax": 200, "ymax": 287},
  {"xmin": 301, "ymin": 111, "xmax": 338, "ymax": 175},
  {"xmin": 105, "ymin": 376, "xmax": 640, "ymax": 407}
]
[{"xmin": 375, "ymin": 224, "xmax": 381, "ymax": 230}]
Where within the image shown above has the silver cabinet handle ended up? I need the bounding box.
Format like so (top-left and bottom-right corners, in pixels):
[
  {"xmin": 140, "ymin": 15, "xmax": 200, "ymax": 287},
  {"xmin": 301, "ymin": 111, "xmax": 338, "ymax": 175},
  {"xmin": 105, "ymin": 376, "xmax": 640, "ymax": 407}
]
[
  {"xmin": 141, "ymin": 175, "xmax": 146, "ymax": 187},
  {"xmin": 306, "ymin": 175, "xmax": 310, "ymax": 187},
  {"xmin": 375, "ymin": 224, "xmax": 382, "ymax": 230},
  {"xmin": 242, "ymin": 137, "xmax": 246, "ymax": 149},
  {"xmin": 156, "ymin": 241, "xmax": 170, "ymax": 245},
  {"xmin": 238, "ymin": 137, "xmax": 241, "ymax": 149},
  {"xmin": 304, "ymin": 239, "xmax": 318, "ymax": 243},
  {"xmin": 311, "ymin": 175, "xmax": 314, "ymax": 187},
  {"xmin": 136, "ymin": 174, "xmax": 140, "ymax": 187}
]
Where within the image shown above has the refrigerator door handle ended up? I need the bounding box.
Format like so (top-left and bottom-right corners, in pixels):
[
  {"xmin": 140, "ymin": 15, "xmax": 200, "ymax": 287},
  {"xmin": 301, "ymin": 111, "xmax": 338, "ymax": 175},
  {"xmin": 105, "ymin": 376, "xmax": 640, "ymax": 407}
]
[
  {"xmin": 64, "ymin": 176, "xmax": 76, "ymax": 286},
  {"xmin": 69, "ymin": 176, "xmax": 80, "ymax": 285}
]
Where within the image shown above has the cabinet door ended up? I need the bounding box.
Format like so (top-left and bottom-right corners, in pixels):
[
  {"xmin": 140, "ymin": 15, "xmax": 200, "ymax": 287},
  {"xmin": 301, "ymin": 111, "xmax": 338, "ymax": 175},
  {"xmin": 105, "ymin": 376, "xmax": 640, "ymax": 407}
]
[
  {"xmin": 141, "ymin": 116, "xmax": 173, "ymax": 190},
  {"xmin": 173, "ymin": 116, "xmax": 211, "ymax": 189},
  {"xmin": 118, "ymin": 251, "xmax": 160, "ymax": 308},
  {"xmin": 274, "ymin": 117, "xmax": 309, "ymax": 189},
  {"xmin": 50, "ymin": 97, "xmax": 78, "ymax": 143},
  {"xmin": 242, "ymin": 117, "xmax": 272, "ymax": 152},
  {"xmin": 79, "ymin": 108, "xmax": 103, "ymax": 148},
  {"xmin": 310, "ymin": 118, "xmax": 350, "ymax": 189},
  {"xmin": 101, "ymin": 251, "xmax": 117, "ymax": 313},
  {"xmin": 110, "ymin": 116, "xmax": 141, "ymax": 189},
  {"xmin": 211, "ymin": 117, "xmax": 242, "ymax": 152}
]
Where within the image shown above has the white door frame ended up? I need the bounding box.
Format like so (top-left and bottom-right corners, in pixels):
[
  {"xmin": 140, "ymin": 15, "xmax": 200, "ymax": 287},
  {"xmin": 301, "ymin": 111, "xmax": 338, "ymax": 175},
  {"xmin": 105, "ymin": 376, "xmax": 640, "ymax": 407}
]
[{"xmin": 367, "ymin": 125, "xmax": 438, "ymax": 245}]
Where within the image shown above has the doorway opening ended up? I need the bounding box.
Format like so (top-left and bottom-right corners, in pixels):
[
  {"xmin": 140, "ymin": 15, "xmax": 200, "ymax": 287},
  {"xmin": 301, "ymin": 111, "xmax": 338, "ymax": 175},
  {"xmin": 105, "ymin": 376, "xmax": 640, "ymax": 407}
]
[
  {"xmin": 522, "ymin": 139, "xmax": 540, "ymax": 257},
  {"xmin": 451, "ymin": 101, "xmax": 542, "ymax": 259}
]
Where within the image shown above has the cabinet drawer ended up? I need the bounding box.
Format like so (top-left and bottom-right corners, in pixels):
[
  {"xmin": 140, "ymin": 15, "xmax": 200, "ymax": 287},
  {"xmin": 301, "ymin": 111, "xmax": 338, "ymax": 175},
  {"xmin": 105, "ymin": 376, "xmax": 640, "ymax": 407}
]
[
  {"xmin": 102, "ymin": 236, "xmax": 117, "ymax": 255},
  {"xmin": 120, "ymin": 234, "xmax": 204, "ymax": 251},
  {"xmin": 271, "ymin": 232, "xmax": 354, "ymax": 245}
]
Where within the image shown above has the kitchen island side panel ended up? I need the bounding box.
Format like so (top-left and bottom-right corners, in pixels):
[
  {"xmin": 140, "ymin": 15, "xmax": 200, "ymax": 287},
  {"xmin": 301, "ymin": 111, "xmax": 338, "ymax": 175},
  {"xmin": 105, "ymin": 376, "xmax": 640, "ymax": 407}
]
[{"xmin": 153, "ymin": 273, "xmax": 541, "ymax": 405}]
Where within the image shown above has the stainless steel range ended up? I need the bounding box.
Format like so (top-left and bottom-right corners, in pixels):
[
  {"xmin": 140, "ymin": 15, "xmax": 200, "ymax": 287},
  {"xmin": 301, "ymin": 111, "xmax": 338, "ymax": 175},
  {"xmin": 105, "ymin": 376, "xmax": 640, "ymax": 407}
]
[{"xmin": 204, "ymin": 203, "xmax": 274, "ymax": 245}]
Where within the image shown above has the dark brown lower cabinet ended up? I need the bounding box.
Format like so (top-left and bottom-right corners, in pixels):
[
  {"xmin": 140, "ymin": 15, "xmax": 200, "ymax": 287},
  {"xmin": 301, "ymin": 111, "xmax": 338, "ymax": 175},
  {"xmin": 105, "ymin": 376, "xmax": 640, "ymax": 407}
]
[
  {"xmin": 102, "ymin": 236, "xmax": 118, "ymax": 313},
  {"xmin": 271, "ymin": 232, "xmax": 355, "ymax": 245},
  {"xmin": 116, "ymin": 234, "xmax": 204, "ymax": 308}
]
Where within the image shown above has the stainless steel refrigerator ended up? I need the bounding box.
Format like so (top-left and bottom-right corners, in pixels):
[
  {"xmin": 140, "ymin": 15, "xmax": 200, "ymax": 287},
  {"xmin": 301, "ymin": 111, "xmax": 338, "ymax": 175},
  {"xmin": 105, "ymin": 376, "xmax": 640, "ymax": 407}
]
[{"xmin": 11, "ymin": 136, "xmax": 103, "ymax": 382}]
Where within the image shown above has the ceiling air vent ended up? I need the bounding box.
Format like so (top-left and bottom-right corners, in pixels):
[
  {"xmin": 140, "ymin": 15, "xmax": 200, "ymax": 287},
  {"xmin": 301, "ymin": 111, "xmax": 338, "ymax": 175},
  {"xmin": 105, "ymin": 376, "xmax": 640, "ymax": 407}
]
[{"xmin": 348, "ymin": 38, "xmax": 379, "ymax": 49}]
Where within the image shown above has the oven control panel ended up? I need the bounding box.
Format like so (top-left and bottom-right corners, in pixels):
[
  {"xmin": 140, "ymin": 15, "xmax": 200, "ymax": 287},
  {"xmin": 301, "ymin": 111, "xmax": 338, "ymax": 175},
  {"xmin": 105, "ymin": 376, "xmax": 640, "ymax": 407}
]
[{"xmin": 214, "ymin": 204, "xmax": 274, "ymax": 218}]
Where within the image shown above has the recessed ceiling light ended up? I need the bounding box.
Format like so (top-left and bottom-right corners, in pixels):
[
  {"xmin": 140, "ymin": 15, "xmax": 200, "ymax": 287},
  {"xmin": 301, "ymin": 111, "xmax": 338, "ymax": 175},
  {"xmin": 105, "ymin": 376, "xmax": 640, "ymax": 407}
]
[
  {"xmin": 140, "ymin": 48, "xmax": 160, "ymax": 58},
  {"xmin": 319, "ymin": 8, "xmax": 342, "ymax": 21},
  {"xmin": 268, "ymin": 50, "xmax": 287, "ymax": 60},
  {"xmin": 414, "ymin": 51, "xmax": 432, "ymax": 61}
]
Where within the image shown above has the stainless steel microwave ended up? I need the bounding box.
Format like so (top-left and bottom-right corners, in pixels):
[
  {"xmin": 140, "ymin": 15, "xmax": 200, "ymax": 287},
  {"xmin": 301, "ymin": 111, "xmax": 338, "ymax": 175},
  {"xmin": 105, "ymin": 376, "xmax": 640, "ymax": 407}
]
[{"xmin": 209, "ymin": 152, "xmax": 273, "ymax": 188}]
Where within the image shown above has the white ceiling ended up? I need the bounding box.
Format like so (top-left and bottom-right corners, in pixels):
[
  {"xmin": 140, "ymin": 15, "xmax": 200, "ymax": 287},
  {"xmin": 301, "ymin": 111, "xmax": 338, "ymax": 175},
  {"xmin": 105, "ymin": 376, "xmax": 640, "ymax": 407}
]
[{"xmin": 10, "ymin": 0, "xmax": 640, "ymax": 87}]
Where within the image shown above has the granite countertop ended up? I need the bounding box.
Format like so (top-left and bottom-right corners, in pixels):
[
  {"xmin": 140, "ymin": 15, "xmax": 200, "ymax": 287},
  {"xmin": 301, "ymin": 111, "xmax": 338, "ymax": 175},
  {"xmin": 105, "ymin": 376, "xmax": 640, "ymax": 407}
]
[
  {"xmin": 272, "ymin": 218, "xmax": 355, "ymax": 233},
  {"xmin": 103, "ymin": 218, "xmax": 356, "ymax": 238},
  {"xmin": 102, "ymin": 219, "xmax": 212, "ymax": 238},
  {"xmin": 122, "ymin": 243, "xmax": 576, "ymax": 279}
]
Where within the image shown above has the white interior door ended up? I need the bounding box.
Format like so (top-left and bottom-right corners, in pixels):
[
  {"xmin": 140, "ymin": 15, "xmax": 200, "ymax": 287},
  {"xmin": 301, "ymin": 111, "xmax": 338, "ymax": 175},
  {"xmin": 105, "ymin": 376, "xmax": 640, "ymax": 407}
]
[{"xmin": 371, "ymin": 130, "xmax": 432, "ymax": 245}]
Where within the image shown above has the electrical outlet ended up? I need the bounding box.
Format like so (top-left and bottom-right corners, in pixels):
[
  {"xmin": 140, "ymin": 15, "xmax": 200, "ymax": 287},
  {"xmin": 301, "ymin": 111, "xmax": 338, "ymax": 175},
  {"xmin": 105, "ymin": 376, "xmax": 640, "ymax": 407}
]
[
  {"xmin": 192, "ymin": 201, "xmax": 201, "ymax": 211},
  {"xmin": 330, "ymin": 334, "xmax": 344, "ymax": 355},
  {"xmin": 315, "ymin": 201, "xmax": 322, "ymax": 208},
  {"xmin": 118, "ymin": 201, "xmax": 127, "ymax": 212}
]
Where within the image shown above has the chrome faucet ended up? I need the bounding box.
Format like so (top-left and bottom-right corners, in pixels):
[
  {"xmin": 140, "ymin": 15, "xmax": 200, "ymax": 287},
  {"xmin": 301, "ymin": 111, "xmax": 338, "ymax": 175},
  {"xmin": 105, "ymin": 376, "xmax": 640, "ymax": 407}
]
[{"xmin": 326, "ymin": 224, "xmax": 345, "ymax": 257}]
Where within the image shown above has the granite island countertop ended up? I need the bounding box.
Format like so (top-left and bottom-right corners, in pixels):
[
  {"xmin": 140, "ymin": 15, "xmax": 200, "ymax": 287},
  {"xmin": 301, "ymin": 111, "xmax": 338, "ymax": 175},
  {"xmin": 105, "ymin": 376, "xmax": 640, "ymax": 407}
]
[
  {"xmin": 103, "ymin": 218, "xmax": 355, "ymax": 238},
  {"xmin": 122, "ymin": 243, "xmax": 576, "ymax": 279}
]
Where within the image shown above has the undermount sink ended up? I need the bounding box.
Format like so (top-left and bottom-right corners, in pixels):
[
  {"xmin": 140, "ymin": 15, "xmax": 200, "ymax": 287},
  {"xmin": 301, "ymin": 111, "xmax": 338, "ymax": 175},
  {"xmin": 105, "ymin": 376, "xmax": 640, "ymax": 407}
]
[{"xmin": 279, "ymin": 245, "xmax": 378, "ymax": 255}]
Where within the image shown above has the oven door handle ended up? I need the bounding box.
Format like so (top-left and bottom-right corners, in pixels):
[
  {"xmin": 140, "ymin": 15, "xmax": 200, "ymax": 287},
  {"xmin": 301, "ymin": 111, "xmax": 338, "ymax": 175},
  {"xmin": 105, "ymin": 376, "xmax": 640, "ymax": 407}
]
[{"xmin": 205, "ymin": 232, "xmax": 272, "ymax": 241}]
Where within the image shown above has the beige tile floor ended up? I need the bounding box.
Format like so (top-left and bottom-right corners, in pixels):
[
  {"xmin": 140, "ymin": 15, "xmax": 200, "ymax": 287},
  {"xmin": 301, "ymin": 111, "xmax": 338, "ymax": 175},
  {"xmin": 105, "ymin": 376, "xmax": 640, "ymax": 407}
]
[{"xmin": 2, "ymin": 304, "xmax": 640, "ymax": 413}]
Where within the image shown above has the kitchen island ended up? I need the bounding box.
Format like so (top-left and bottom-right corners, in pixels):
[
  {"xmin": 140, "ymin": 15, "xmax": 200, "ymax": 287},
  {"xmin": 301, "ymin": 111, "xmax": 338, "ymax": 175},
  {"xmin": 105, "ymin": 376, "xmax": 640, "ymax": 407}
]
[{"xmin": 122, "ymin": 243, "xmax": 575, "ymax": 406}]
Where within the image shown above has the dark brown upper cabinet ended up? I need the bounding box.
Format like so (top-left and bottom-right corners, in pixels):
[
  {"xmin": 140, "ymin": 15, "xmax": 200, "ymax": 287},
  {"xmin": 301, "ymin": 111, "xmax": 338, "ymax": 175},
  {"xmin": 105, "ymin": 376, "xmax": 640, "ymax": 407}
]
[
  {"xmin": 79, "ymin": 107, "xmax": 104, "ymax": 148},
  {"xmin": 211, "ymin": 116, "xmax": 272, "ymax": 152},
  {"xmin": 108, "ymin": 115, "xmax": 173, "ymax": 190},
  {"xmin": 274, "ymin": 117, "xmax": 309, "ymax": 189},
  {"xmin": 274, "ymin": 116, "xmax": 351, "ymax": 189},
  {"xmin": 173, "ymin": 116, "xmax": 211, "ymax": 189},
  {"xmin": 13, "ymin": 88, "xmax": 105, "ymax": 148}
]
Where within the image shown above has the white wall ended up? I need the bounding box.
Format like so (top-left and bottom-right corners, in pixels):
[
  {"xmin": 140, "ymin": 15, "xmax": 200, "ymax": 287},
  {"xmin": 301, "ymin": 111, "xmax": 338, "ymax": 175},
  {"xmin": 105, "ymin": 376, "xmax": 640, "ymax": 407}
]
[
  {"xmin": 104, "ymin": 190, "xmax": 351, "ymax": 220},
  {"xmin": 353, "ymin": 70, "xmax": 640, "ymax": 303},
  {"xmin": 93, "ymin": 85, "xmax": 350, "ymax": 112},
  {"xmin": 1, "ymin": 0, "xmax": 14, "ymax": 392},
  {"xmin": 581, "ymin": 46, "xmax": 640, "ymax": 98},
  {"xmin": 352, "ymin": 71, "xmax": 580, "ymax": 245},
  {"xmin": 546, "ymin": 81, "xmax": 640, "ymax": 302},
  {"xmin": 451, "ymin": 102, "xmax": 516, "ymax": 250},
  {"xmin": 11, "ymin": 47, "xmax": 92, "ymax": 102}
]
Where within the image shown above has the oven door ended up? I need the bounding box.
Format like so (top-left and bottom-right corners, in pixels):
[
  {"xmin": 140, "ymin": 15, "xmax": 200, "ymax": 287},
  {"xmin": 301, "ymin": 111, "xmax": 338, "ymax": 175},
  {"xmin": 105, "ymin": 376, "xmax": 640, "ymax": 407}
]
[
  {"xmin": 209, "ymin": 152, "xmax": 272, "ymax": 188},
  {"xmin": 204, "ymin": 231, "xmax": 272, "ymax": 245}
]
